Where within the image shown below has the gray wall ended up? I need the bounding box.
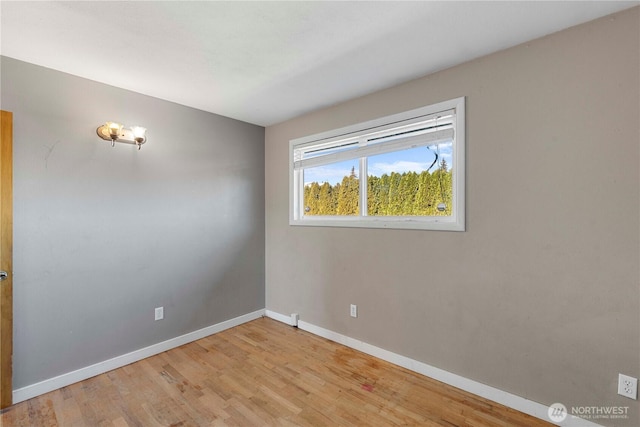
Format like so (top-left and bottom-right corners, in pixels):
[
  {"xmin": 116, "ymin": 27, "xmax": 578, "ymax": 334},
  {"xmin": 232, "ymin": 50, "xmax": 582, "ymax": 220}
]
[
  {"xmin": 1, "ymin": 57, "xmax": 265, "ymax": 389},
  {"xmin": 265, "ymin": 7, "xmax": 639, "ymax": 426}
]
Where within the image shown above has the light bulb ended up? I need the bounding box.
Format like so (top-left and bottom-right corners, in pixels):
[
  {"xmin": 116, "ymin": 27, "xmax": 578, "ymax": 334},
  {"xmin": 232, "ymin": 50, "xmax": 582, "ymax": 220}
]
[
  {"xmin": 130, "ymin": 126, "xmax": 147, "ymax": 143},
  {"xmin": 105, "ymin": 122, "xmax": 123, "ymax": 140}
]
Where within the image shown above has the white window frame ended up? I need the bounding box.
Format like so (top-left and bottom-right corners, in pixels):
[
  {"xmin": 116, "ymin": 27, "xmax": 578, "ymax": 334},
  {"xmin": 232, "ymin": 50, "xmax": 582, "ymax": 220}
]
[{"xmin": 289, "ymin": 97, "xmax": 465, "ymax": 231}]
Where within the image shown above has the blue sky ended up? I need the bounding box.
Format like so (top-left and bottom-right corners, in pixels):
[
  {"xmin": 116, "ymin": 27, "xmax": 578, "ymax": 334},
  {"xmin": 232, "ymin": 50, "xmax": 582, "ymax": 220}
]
[{"xmin": 304, "ymin": 144, "xmax": 453, "ymax": 186}]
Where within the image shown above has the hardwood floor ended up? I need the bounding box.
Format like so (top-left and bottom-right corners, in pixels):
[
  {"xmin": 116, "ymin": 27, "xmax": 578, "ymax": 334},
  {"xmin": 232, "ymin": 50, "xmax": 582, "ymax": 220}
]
[{"xmin": 0, "ymin": 317, "xmax": 552, "ymax": 426}]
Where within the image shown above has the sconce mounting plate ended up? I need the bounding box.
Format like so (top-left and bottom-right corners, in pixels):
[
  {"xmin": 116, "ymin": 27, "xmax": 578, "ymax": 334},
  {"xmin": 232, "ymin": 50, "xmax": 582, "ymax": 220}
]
[{"xmin": 96, "ymin": 125, "xmax": 146, "ymax": 147}]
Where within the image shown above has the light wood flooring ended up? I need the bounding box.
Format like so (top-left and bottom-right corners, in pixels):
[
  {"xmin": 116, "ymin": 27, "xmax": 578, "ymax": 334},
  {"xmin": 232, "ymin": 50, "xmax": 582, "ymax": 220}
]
[{"xmin": 0, "ymin": 317, "xmax": 552, "ymax": 426}]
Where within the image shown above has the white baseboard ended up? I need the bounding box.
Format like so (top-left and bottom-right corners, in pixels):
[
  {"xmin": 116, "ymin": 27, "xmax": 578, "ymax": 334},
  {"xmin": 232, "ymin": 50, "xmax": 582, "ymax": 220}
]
[
  {"xmin": 13, "ymin": 309, "xmax": 265, "ymax": 404},
  {"xmin": 265, "ymin": 310, "xmax": 602, "ymax": 427},
  {"xmin": 14, "ymin": 308, "xmax": 604, "ymax": 427},
  {"xmin": 264, "ymin": 309, "xmax": 296, "ymax": 326}
]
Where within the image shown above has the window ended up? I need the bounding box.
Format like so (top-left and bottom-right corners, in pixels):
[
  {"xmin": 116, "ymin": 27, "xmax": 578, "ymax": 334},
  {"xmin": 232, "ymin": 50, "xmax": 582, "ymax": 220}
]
[{"xmin": 290, "ymin": 97, "xmax": 465, "ymax": 231}]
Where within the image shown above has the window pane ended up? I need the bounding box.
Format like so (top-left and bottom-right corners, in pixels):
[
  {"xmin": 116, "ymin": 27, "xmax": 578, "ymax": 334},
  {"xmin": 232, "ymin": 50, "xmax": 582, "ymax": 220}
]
[
  {"xmin": 367, "ymin": 144, "xmax": 453, "ymax": 217},
  {"xmin": 303, "ymin": 159, "xmax": 359, "ymax": 216}
]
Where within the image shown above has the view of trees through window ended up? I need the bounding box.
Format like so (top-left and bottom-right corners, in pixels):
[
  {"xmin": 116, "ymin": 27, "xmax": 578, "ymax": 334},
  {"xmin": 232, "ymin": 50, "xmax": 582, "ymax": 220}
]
[
  {"xmin": 291, "ymin": 98, "xmax": 464, "ymax": 230},
  {"xmin": 302, "ymin": 145, "xmax": 453, "ymax": 217}
]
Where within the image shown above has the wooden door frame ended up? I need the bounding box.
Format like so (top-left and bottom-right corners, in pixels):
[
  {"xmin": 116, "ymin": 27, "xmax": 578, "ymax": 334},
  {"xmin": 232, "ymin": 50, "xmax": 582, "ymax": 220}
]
[{"xmin": 0, "ymin": 110, "xmax": 13, "ymax": 410}]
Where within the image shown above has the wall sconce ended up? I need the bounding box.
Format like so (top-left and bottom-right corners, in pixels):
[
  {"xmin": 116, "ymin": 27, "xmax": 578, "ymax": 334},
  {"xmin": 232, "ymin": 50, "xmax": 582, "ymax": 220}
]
[{"xmin": 96, "ymin": 122, "xmax": 147, "ymax": 150}]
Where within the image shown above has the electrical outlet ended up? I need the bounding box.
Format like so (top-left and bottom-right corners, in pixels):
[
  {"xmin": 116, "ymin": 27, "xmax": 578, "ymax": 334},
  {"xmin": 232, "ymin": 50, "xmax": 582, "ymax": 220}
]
[
  {"xmin": 155, "ymin": 307, "xmax": 164, "ymax": 321},
  {"xmin": 618, "ymin": 374, "xmax": 638, "ymax": 399},
  {"xmin": 350, "ymin": 304, "xmax": 357, "ymax": 318}
]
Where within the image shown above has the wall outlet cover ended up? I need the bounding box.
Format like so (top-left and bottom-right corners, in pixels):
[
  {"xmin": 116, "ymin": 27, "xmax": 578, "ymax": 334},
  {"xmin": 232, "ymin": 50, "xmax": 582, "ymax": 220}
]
[{"xmin": 618, "ymin": 374, "xmax": 638, "ymax": 400}]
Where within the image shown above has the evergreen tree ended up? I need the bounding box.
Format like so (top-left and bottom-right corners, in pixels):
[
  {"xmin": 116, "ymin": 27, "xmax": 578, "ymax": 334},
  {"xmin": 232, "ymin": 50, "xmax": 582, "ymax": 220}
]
[
  {"xmin": 301, "ymin": 166, "xmax": 452, "ymax": 217},
  {"xmin": 303, "ymin": 182, "xmax": 321, "ymax": 215},
  {"xmin": 377, "ymin": 174, "xmax": 390, "ymax": 216},
  {"xmin": 331, "ymin": 182, "xmax": 341, "ymax": 214},
  {"xmin": 367, "ymin": 175, "xmax": 380, "ymax": 216},
  {"xmin": 337, "ymin": 174, "xmax": 359, "ymax": 215},
  {"xmin": 400, "ymin": 172, "xmax": 418, "ymax": 215},
  {"xmin": 432, "ymin": 168, "xmax": 452, "ymax": 216},
  {"xmin": 415, "ymin": 171, "xmax": 431, "ymax": 215},
  {"xmin": 439, "ymin": 158, "xmax": 448, "ymax": 173},
  {"xmin": 317, "ymin": 182, "xmax": 333, "ymax": 215},
  {"xmin": 387, "ymin": 172, "xmax": 402, "ymax": 215}
]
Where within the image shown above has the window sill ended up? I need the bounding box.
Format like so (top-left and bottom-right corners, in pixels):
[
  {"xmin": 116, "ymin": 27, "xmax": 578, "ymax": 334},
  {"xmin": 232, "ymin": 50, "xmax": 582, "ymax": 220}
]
[{"xmin": 289, "ymin": 216, "xmax": 465, "ymax": 231}]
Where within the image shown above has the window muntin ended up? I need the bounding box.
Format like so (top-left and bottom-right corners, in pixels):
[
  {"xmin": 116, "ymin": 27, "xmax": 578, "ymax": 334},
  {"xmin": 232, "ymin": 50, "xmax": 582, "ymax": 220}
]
[{"xmin": 290, "ymin": 97, "xmax": 465, "ymax": 231}]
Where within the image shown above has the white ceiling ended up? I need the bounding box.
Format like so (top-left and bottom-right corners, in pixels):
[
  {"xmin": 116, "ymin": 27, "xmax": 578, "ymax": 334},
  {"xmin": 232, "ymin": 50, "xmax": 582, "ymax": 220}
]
[{"xmin": 1, "ymin": 1, "xmax": 637, "ymax": 126}]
